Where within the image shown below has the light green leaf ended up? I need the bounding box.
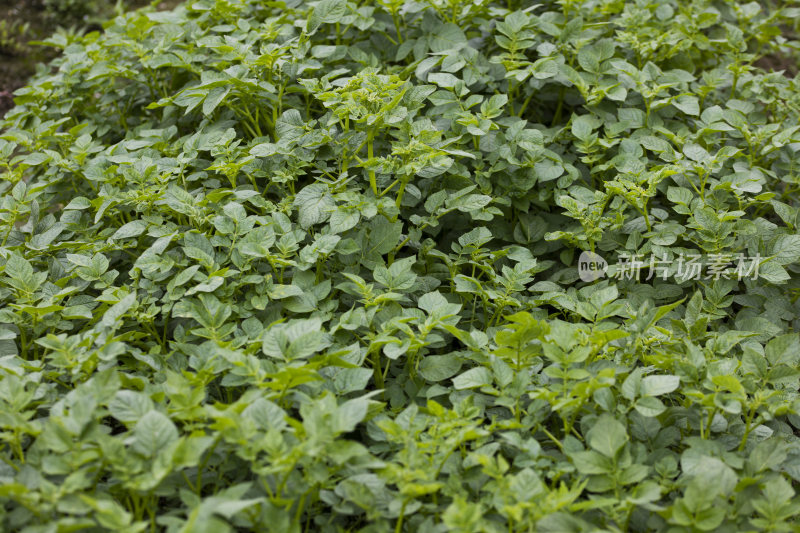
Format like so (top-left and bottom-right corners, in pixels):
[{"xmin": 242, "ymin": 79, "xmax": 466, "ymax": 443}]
[
  {"xmin": 295, "ymin": 183, "xmax": 335, "ymax": 229},
  {"xmin": 453, "ymin": 367, "xmax": 492, "ymax": 389},
  {"xmin": 131, "ymin": 411, "xmax": 179, "ymax": 457},
  {"xmin": 588, "ymin": 415, "xmax": 627, "ymax": 458}
]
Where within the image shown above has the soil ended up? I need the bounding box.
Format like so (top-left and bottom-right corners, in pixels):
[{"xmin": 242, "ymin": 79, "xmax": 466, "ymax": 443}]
[
  {"xmin": 0, "ymin": 2, "xmax": 44, "ymax": 118},
  {"xmin": 0, "ymin": 65, "xmax": 26, "ymax": 120},
  {"xmin": 753, "ymin": 53, "xmax": 799, "ymax": 78}
]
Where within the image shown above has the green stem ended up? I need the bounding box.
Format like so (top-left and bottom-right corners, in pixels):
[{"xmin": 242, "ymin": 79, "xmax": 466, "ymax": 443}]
[
  {"xmin": 379, "ymin": 178, "xmax": 400, "ymax": 197},
  {"xmin": 367, "ymin": 129, "xmax": 377, "ymax": 195},
  {"xmin": 371, "ymin": 348, "xmax": 384, "ymax": 389},
  {"xmin": 0, "ymin": 452, "xmax": 20, "ymax": 471},
  {"xmin": 395, "ymin": 499, "xmax": 408, "ymax": 533},
  {"xmin": 738, "ymin": 404, "xmax": 758, "ymax": 451},
  {"xmin": 393, "ymin": 220, "xmax": 432, "ymax": 255},
  {"xmin": 703, "ymin": 408, "xmax": 716, "ymax": 439},
  {"xmin": 540, "ymin": 426, "xmax": 564, "ymax": 452},
  {"xmin": 551, "ymin": 86, "xmax": 565, "ymax": 126},
  {"xmin": 517, "ymin": 89, "xmax": 535, "ymax": 118},
  {"xmin": 294, "ymin": 490, "xmax": 309, "ymax": 524},
  {"xmin": 19, "ymin": 326, "xmax": 27, "ymax": 359},
  {"xmin": 641, "ymin": 203, "xmax": 652, "ymax": 232},
  {"xmin": 1, "ymin": 210, "xmax": 17, "ymax": 246},
  {"xmin": 391, "ymin": 11, "xmax": 404, "ymax": 43},
  {"xmin": 395, "ymin": 177, "xmax": 409, "ymax": 209}
]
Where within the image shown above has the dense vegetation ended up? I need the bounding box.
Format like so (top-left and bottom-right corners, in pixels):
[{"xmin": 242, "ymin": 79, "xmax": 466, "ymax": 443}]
[
  {"xmin": 0, "ymin": 1, "xmax": 177, "ymax": 117},
  {"xmin": 1, "ymin": 0, "xmax": 800, "ymax": 530}
]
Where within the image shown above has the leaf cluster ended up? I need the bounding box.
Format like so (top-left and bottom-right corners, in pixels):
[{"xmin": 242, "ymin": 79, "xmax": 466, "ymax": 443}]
[{"xmin": 1, "ymin": 0, "xmax": 800, "ymax": 531}]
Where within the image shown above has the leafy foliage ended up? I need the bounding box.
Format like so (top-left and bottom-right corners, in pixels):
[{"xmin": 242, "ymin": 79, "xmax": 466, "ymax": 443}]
[
  {"xmin": 1, "ymin": 0, "xmax": 800, "ymax": 531},
  {"xmin": 41, "ymin": 0, "xmax": 155, "ymax": 25},
  {"xmin": 0, "ymin": 20, "xmax": 31, "ymax": 57}
]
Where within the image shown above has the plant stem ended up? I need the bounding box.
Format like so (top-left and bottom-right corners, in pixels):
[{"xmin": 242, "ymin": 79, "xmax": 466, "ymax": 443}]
[
  {"xmin": 367, "ymin": 128, "xmax": 377, "ymax": 195},
  {"xmin": 551, "ymin": 86, "xmax": 565, "ymax": 126},
  {"xmin": 395, "ymin": 499, "xmax": 408, "ymax": 533},
  {"xmin": 371, "ymin": 348, "xmax": 384, "ymax": 389},
  {"xmin": 391, "ymin": 11, "xmax": 403, "ymax": 43},
  {"xmin": 395, "ymin": 177, "xmax": 409, "ymax": 208}
]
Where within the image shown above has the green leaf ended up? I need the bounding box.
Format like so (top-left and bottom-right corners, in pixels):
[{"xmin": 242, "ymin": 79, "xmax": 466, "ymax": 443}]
[
  {"xmin": 111, "ymin": 220, "xmax": 147, "ymax": 240},
  {"xmin": 634, "ymin": 396, "xmax": 666, "ymax": 417},
  {"xmin": 673, "ymin": 95, "xmax": 700, "ymax": 115},
  {"xmin": 203, "ymin": 87, "xmax": 230, "ymax": 116},
  {"xmin": 108, "ymin": 390, "xmax": 155, "ymax": 423},
  {"xmin": 571, "ymin": 450, "xmax": 612, "ymax": 474},
  {"xmin": 420, "ymin": 354, "xmax": 462, "ymax": 382},
  {"xmin": 428, "ymin": 72, "xmax": 460, "ymax": 88},
  {"xmin": 131, "ymin": 411, "xmax": 179, "ymax": 457},
  {"xmin": 4, "ymin": 253, "xmax": 33, "ymax": 283},
  {"xmin": 100, "ymin": 293, "xmax": 137, "ymax": 328},
  {"xmin": 295, "ymin": 183, "xmax": 335, "ymax": 229},
  {"xmin": 430, "ymin": 23, "xmax": 467, "ymax": 53},
  {"xmin": 452, "ymin": 367, "xmax": 492, "ymax": 389},
  {"xmin": 366, "ymin": 217, "xmax": 402, "ymax": 256},
  {"xmin": 771, "ymin": 234, "xmax": 800, "ymax": 265},
  {"xmin": 587, "ymin": 415, "xmax": 627, "ymax": 458},
  {"xmin": 308, "ymin": 0, "xmax": 347, "ymax": 31},
  {"xmin": 640, "ymin": 375, "xmax": 680, "ymax": 396}
]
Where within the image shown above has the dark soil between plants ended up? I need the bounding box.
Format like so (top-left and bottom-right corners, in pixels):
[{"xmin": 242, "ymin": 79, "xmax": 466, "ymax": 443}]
[
  {"xmin": 0, "ymin": 2, "xmax": 44, "ymax": 118},
  {"xmin": 754, "ymin": 53, "xmax": 799, "ymax": 78}
]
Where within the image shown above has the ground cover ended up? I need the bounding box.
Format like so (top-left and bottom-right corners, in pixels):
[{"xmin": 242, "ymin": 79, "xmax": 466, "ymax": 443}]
[{"xmin": 1, "ymin": 0, "xmax": 800, "ymax": 531}]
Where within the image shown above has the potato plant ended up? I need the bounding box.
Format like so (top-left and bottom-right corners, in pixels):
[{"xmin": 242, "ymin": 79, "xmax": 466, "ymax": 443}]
[{"xmin": 1, "ymin": 0, "xmax": 800, "ymax": 531}]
